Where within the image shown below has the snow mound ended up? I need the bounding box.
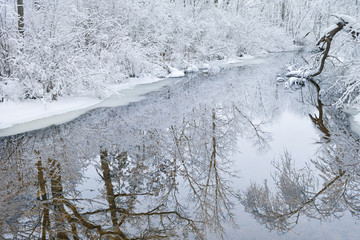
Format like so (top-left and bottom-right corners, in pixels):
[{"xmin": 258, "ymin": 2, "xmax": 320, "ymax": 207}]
[{"xmin": 167, "ymin": 66, "xmax": 185, "ymax": 78}]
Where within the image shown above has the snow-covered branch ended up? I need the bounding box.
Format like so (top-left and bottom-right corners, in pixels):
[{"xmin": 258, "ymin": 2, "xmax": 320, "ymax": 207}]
[{"xmin": 280, "ymin": 14, "xmax": 360, "ymax": 90}]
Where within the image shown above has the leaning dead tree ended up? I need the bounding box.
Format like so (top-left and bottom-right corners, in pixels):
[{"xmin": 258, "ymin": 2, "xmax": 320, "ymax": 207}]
[{"xmin": 279, "ymin": 14, "xmax": 360, "ymax": 90}]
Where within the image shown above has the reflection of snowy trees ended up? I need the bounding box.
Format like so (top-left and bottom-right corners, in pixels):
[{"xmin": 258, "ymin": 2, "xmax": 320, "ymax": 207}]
[
  {"xmin": 0, "ymin": 130, "xmax": 88, "ymax": 238},
  {"xmin": 263, "ymin": 21, "xmax": 360, "ymax": 230},
  {"xmin": 0, "ymin": 108, "xmax": 239, "ymax": 238},
  {"xmin": 242, "ymin": 141, "xmax": 359, "ymax": 233},
  {"xmin": 169, "ymin": 106, "xmax": 239, "ymax": 236},
  {"xmin": 242, "ymin": 79, "xmax": 360, "ymax": 233},
  {"xmin": 0, "ymin": 65, "xmax": 283, "ymax": 238}
]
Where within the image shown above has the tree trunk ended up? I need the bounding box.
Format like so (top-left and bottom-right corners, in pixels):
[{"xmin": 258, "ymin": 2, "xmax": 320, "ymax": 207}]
[
  {"xmin": 36, "ymin": 160, "xmax": 50, "ymax": 240},
  {"xmin": 100, "ymin": 149, "xmax": 129, "ymax": 240},
  {"xmin": 17, "ymin": 0, "xmax": 24, "ymax": 35},
  {"xmin": 281, "ymin": 1, "xmax": 286, "ymax": 26}
]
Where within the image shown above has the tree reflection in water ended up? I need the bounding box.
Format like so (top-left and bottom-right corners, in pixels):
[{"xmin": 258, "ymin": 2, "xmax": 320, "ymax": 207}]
[
  {"xmin": 242, "ymin": 79, "xmax": 360, "ymax": 233},
  {"xmin": 0, "ymin": 61, "xmax": 283, "ymax": 239},
  {"xmin": 3, "ymin": 53, "xmax": 336, "ymax": 238}
]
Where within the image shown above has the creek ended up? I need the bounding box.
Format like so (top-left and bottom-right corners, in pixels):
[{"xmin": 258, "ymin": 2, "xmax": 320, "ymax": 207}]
[{"xmin": 1, "ymin": 52, "xmax": 359, "ymax": 239}]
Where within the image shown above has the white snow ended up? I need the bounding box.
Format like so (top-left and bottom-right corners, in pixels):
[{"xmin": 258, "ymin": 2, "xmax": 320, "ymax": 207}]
[
  {"xmin": 285, "ymin": 69, "xmax": 311, "ymax": 78},
  {"xmin": 322, "ymin": 23, "xmax": 340, "ymax": 36},
  {"xmin": 343, "ymin": 107, "xmax": 360, "ymax": 137},
  {"xmin": 199, "ymin": 63, "xmax": 210, "ymax": 70},
  {"xmin": 183, "ymin": 60, "xmax": 200, "ymax": 73},
  {"xmin": 184, "ymin": 64, "xmax": 200, "ymax": 73},
  {"xmin": 331, "ymin": 14, "xmax": 360, "ymax": 33},
  {"xmin": 0, "ymin": 97, "xmax": 101, "ymax": 129},
  {"xmin": 353, "ymin": 113, "xmax": 360, "ymax": 136},
  {"xmin": 166, "ymin": 66, "xmax": 185, "ymax": 78}
]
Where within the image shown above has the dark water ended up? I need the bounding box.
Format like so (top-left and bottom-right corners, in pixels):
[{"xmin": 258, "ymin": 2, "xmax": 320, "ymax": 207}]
[{"xmin": 1, "ymin": 53, "xmax": 360, "ymax": 239}]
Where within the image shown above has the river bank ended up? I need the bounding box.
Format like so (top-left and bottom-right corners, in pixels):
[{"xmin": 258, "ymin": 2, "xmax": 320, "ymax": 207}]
[{"xmin": 0, "ymin": 54, "xmax": 267, "ymax": 136}]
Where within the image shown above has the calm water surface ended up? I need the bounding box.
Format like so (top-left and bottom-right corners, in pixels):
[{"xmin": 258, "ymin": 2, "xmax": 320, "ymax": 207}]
[{"xmin": 1, "ymin": 53, "xmax": 360, "ymax": 239}]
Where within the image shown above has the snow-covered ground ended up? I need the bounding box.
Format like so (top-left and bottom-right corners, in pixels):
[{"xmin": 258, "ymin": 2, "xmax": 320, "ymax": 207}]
[{"xmin": 0, "ymin": 55, "xmax": 266, "ymax": 137}]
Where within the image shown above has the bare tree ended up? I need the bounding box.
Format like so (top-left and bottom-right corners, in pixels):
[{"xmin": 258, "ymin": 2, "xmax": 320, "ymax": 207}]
[{"xmin": 17, "ymin": 0, "xmax": 24, "ymax": 35}]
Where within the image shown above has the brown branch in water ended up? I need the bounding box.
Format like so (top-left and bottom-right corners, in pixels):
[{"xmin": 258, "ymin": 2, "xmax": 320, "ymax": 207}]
[
  {"xmin": 61, "ymin": 199, "xmax": 129, "ymax": 239},
  {"xmin": 280, "ymin": 170, "xmax": 346, "ymax": 219},
  {"xmin": 308, "ymin": 79, "xmax": 331, "ymax": 140},
  {"xmin": 36, "ymin": 160, "xmax": 50, "ymax": 240}
]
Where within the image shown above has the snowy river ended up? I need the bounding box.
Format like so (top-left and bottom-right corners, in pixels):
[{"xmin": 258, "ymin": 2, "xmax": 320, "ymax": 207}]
[{"xmin": 1, "ymin": 52, "xmax": 360, "ymax": 239}]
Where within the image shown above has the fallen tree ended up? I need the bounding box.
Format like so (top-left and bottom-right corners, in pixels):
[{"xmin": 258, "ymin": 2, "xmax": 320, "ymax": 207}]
[{"xmin": 279, "ymin": 14, "xmax": 360, "ymax": 90}]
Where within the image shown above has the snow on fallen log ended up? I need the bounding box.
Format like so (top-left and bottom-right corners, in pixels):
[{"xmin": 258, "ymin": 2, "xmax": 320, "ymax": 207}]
[
  {"xmin": 284, "ymin": 77, "xmax": 306, "ymax": 90},
  {"xmin": 285, "ymin": 69, "xmax": 311, "ymax": 78}
]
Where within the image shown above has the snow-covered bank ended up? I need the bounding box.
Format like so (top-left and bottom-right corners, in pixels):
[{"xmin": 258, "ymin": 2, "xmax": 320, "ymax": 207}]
[
  {"xmin": 343, "ymin": 107, "xmax": 360, "ymax": 137},
  {"xmin": 0, "ymin": 77, "xmax": 176, "ymax": 137},
  {"xmin": 0, "ymin": 97, "xmax": 101, "ymax": 129},
  {"xmin": 0, "ymin": 0, "xmax": 298, "ymax": 136},
  {"xmin": 0, "ymin": 55, "xmax": 268, "ymax": 137}
]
